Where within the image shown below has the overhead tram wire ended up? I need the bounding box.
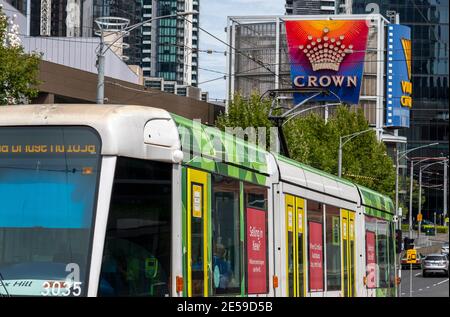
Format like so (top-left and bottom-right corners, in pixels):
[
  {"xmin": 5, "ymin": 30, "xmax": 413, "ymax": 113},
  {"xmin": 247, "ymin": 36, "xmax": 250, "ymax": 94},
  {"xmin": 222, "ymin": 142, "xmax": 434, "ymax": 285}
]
[{"xmin": 180, "ymin": 15, "xmax": 292, "ymax": 87}]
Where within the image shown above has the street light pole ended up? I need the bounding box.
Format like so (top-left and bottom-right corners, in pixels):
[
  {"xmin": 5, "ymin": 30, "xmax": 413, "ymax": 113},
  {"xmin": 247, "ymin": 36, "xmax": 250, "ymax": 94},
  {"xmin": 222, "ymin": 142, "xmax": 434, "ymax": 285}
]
[
  {"xmin": 338, "ymin": 128, "xmax": 379, "ymax": 178},
  {"xmin": 338, "ymin": 137, "xmax": 343, "ymax": 178},
  {"xmin": 445, "ymin": 159, "xmax": 448, "ymax": 224},
  {"xmin": 96, "ymin": 33, "xmax": 105, "ymax": 104},
  {"xmin": 395, "ymin": 143, "xmax": 439, "ymax": 223},
  {"xmin": 409, "ymin": 159, "xmax": 414, "ymax": 239},
  {"xmin": 418, "ymin": 167, "xmax": 422, "ymax": 236},
  {"xmin": 95, "ymin": 11, "xmax": 195, "ymax": 104}
]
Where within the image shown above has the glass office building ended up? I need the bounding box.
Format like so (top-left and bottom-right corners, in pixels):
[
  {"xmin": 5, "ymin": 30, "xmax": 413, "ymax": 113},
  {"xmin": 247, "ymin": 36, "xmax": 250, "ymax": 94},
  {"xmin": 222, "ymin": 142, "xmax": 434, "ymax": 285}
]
[{"xmin": 351, "ymin": 0, "xmax": 449, "ymax": 222}]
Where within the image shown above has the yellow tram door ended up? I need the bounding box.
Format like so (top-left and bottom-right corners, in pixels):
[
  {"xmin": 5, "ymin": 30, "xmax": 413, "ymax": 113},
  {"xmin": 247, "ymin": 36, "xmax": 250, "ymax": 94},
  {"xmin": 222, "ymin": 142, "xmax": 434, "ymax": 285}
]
[
  {"xmin": 341, "ymin": 209, "xmax": 356, "ymax": 297},
  {"xmin": 285, "ymin": 194, "xmax": 305, "ymax": 297},
  {"xmin": 295, "ymin": 197, "xmax": 305, "ymax": 297},
  {"xmin": 187, "ymin": 169, "xmax": 209, "ymax": 297}
]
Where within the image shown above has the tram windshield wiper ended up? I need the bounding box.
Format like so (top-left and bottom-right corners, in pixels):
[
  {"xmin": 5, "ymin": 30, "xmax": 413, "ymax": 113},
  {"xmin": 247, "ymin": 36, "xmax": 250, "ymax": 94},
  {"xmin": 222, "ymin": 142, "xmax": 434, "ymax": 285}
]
[{"xmin": 0, "ymin": 272, "xmax": 11, "ymax": 297}]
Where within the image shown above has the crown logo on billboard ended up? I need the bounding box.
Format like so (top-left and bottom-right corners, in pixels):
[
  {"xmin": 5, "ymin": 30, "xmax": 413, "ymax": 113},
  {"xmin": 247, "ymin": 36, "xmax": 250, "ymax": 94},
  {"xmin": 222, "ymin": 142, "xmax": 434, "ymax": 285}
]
[{"xmin": 298, "ymin": 28, "xmax": 354, "ymax": 72}]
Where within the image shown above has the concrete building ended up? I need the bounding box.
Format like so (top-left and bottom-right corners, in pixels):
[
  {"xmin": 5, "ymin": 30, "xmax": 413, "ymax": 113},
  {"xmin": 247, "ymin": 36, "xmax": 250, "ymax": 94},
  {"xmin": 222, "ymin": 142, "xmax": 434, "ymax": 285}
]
[
  {"xmin": 1, "ymin": 2, "xmax": 221, "ymax": 121},
  {"xmin": 226, "ymin": 14, "xmax": 392, "ymax": 139},
  {"xmin": 284, "ymin": 0, "xmax": 449, "ymax": 225},
  {"xmin": 285, "ymin": 0, "xmax": 350, "ymax": 15}
]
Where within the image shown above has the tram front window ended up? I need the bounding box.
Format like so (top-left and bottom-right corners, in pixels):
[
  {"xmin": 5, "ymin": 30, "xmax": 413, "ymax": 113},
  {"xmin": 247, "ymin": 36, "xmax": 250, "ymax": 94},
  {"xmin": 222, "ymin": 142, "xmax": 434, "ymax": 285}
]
[{"xmin": 0, "ymin": 127, "xmax": 101, "ymax": 296}]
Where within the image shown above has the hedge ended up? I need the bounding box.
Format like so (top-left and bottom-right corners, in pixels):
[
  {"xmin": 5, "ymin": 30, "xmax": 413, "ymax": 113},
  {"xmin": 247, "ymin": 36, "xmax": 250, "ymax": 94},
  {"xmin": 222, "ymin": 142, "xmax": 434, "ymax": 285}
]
[{"xmin": 422, "ymin": 225, "xmax": 448, "ymax": 234}]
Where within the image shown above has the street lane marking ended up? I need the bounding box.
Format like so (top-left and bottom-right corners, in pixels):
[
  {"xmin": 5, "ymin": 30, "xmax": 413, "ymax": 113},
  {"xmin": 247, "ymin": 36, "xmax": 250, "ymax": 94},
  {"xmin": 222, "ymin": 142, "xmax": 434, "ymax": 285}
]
[
  {"xmin": 426, "ymin": 286, "xmax": 430, "ymax": 289},
  {"xmin": 418, "ymin": 288, "xmax": 423, "ymax": 291},
  {"xmin": 415, "ymin": 273, "xmax": 421, "ymax": 277},
  {"xmin": 436, "ymin": 279, "xmax": 449, "ymax": 286}
]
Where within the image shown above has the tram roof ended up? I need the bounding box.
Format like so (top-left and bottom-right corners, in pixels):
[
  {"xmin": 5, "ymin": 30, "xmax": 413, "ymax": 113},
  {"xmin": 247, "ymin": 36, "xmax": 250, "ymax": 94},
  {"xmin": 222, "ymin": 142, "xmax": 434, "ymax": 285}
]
[
  {"xmin": 0, "ymin": 104, "xmax": 181, "ymax": 161},
  {"xmin": 356, "ymin": 184, "xmax": 395, "ymax": 216}
]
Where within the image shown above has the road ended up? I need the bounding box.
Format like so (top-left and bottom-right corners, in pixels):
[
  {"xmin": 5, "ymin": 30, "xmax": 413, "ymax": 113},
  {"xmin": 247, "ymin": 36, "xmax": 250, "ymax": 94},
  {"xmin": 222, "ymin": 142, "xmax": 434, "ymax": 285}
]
[{"xmin": 400, "ymin": 269, "xmax": 449, "ymax": 297}]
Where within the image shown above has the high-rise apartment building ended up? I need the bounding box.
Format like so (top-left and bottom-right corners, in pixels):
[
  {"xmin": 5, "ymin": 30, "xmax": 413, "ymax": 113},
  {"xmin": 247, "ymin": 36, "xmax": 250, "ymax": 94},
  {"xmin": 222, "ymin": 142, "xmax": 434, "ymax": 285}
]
[{"xmin": 141, "ymin": 0, "xmax": 199, "ymax": 86}]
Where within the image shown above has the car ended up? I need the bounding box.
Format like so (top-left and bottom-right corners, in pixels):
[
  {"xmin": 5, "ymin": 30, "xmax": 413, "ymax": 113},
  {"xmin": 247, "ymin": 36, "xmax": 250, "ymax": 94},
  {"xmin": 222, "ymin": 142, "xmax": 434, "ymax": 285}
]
[
  {"xmin": 442, "ymin": 243, "xmax": 449, "ymax": 256},
  {"xmin": 413, "ymin": 219, "xmax": 433, "ymax": 230},
  {"xmin": 401, "ymin": 252, "xmax": 424, "ymax": 269},
  {"xmin": 422, "ymin": 254, "xmax": 449, "ymax": 277}
]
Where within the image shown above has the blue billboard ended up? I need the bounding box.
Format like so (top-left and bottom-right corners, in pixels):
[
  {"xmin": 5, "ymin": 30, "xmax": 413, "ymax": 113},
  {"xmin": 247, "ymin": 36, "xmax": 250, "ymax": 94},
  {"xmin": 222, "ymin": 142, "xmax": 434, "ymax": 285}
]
[{"xmin": 385, "ymin": 24, "xmax": 412, "ymax": 128}]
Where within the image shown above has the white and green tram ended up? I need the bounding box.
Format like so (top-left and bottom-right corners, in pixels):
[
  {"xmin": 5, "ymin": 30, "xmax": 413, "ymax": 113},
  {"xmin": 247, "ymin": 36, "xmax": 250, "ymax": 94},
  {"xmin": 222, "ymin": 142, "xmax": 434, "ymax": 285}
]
[{"xmin": 0, "ymin": 104, "xmax": 397, "ymax": 297}]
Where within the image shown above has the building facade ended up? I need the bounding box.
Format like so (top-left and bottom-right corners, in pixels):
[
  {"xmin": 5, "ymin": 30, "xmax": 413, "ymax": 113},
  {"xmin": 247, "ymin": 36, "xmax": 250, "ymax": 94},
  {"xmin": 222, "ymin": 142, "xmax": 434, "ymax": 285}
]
[
  {"xmin": 347, "ymin": 0, "xmax": 449, "ymax": 224},
  {"xmin": 142, "ymin": 0, "xmax": 199, "ymax": 86},
  {"xmin": 285, "ymin": 0, "xmax": 349, "ymax": 15},
  {"xmin": 226, "ymin": 14, "xmax": 390, "ymax": 137}
]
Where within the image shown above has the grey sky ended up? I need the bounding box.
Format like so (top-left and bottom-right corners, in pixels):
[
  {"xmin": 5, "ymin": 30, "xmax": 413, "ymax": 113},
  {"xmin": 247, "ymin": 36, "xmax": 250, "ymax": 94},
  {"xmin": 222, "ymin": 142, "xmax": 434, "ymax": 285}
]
[{"xmin": 198, "ymin": 0, "xmax": 284, "ymax": 102}]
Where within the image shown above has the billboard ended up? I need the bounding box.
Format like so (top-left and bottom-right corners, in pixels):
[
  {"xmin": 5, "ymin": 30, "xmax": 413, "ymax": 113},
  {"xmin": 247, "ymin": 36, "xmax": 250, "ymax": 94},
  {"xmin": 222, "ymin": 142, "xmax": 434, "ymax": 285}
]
[
  {"xmin": 246, "ymin": 207, "xmax": 267, "ymax": 294},
  {"xmin": 285, "ymin": 20, "xmax": 369, "ymax": 105},
  {"xmin": 366, "ymin": 231, "xmax": 377, "ymax": 288},
  {"xmin": 385, "ymin": 24, "xmax": 412, "ymax": 128},
  {"xmin": 308, "ymin": 221, "xmax": 324, "ymax": 292}
]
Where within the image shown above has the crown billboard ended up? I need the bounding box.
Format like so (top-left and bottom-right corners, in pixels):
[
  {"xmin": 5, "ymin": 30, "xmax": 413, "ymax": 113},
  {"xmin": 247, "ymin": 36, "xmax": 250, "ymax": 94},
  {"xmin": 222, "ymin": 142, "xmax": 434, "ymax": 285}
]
[
  {"xmin": 285, "ymin": 20, "xmax": 369, "ymax": 105},
  {"xmin": 386, "ymin": 24, "xmax": 412, "ymax": 128}
]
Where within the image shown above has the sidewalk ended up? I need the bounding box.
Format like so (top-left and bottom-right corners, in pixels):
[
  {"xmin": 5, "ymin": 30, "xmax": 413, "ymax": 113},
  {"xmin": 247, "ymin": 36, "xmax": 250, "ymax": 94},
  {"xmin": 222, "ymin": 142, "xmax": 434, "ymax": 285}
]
[{"xmin": 414, "ymin": 232, "xmax": 448, "ymax": 254}]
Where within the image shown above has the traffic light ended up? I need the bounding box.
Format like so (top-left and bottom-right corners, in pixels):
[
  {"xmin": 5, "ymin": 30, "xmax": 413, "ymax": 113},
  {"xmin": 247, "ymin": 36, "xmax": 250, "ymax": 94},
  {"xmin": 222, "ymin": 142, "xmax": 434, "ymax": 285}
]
[
  {"xmin": 395, "ymin": 229, "xmax": 402, "ymax": 253},
  {"xmin": 404, "ymin": 237, "xmax": 415, "ymax": 250}
]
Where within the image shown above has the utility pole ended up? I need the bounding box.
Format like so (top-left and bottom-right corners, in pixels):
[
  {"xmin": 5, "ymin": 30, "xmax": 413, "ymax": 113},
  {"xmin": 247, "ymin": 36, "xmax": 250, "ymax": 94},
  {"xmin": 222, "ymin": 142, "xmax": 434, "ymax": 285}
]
[
  {"xmin": 418, "ymin": 168, "xmax": 422, "ymax": 237},
  {"xmin": 445, "ymin": 159, "xmax": 448, "ymax": 225},
  {"xmin": 96, "ymin": 33, "xmax": 105, "ymax": 104},
  {"xmin": 409, "ymin": 159, "xmax": 414, "ymax": 239}
]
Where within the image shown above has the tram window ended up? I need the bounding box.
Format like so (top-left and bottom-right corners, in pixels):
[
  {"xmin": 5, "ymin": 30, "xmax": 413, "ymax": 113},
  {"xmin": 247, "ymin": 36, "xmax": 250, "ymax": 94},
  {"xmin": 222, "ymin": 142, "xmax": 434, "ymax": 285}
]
[
  {"xmin": 307, "ymin": 201, "xmax": 324, "ymax": 292},
  {"xmin": 376, "ymin": 220, "xmax": 389, "ymax": 289},
  {"xmin": 325, "ymin": 205, "xmax": 341, "ymax": 291},
  {"xmin": 244, "ymin": 184, "xmax": 268, "ymax": 294},
  {"xmin": 211, "ymin": 175, "xmax": 241, "ymax": 295},
  {"xmin": 98, "ymin": 157, "xmax": 172, "ymax": 297},
  {"xmin": 388, "ymin": 223, "xmax": 396, "ymax": 288},
  {"xmin": 365, "ymin": 216, "xmax": 391, "ymax": 289}
]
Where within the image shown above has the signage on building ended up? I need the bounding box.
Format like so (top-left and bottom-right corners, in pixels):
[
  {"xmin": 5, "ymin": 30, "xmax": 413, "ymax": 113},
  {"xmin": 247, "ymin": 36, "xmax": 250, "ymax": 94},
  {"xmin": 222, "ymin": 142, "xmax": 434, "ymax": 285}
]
[
  {"xmin": 246, "ymin": 207, "xmax": 267, "ymax": 294},
  {"xmin": 385, "ymin": 24, "xmax": 412, "ymax": 128},
  {"xmin": 285, "ymin": 20, "xmax": 369, "ymax": 105}
]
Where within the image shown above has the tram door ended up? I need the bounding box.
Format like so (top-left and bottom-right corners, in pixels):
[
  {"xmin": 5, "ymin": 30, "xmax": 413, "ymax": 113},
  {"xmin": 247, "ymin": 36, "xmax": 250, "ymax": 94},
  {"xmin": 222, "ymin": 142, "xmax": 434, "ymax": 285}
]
[
  {"xmin": 341, "ymin": 209, "xmax": 356, "ymax": 297},
  {"xmin": 187, "ymin": 169, "xmax": 209, "ymax": 297},
  {"xmin": 285, "ymin": 194, "xmax": 305, "ymax": 297}
]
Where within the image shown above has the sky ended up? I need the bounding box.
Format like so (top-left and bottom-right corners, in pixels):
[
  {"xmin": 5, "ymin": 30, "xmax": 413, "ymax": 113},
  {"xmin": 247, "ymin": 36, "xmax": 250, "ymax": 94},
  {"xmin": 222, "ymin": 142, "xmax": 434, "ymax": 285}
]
[{"xmin": 198, "ymin": 0, "xmax": 284, "ymax": 102}]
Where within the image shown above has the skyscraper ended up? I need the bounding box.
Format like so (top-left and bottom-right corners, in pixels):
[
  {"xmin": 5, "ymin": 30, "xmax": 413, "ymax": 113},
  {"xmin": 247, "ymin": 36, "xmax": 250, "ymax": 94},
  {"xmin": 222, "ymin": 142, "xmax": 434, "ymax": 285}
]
[
  {"xmin": 142, "ymin": 0, "xmax": 199, "ymax": 86},
  {"xmin": 350, "ymin": 0, "xmax": 449, "ymax": 222},
  {"xmin": 285, "ymin": 0, "xmax": 449, "ymax": 221}
]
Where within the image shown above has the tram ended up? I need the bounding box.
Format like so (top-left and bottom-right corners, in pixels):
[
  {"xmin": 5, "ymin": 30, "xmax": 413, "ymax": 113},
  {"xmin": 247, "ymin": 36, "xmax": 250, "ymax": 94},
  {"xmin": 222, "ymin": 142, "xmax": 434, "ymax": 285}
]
[{"xmin": 0, "ymin": 104, "xmax": 397, "ymax": 297}]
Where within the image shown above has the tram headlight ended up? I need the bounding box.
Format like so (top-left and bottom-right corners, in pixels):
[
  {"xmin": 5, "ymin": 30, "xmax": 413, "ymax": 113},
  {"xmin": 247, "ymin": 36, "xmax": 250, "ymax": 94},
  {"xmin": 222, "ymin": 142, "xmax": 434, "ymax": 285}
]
[{"xmin": 172, "ymin": 150, "xmax": 184, "ymax": 163}]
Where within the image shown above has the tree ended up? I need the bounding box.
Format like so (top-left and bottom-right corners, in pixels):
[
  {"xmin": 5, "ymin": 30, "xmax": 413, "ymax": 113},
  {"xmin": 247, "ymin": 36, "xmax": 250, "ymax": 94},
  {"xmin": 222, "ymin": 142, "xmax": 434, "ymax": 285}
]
[
  {"xmin": 284, "ymin": 106, "xmax": 396, "ymax": 196},
  {"xmin": 0, "ymin": 7, "xmax": 40, "ymax": 105},
  {"xmin": 215, "ymin": 93, "xmax": 396, "ymax": 198}
]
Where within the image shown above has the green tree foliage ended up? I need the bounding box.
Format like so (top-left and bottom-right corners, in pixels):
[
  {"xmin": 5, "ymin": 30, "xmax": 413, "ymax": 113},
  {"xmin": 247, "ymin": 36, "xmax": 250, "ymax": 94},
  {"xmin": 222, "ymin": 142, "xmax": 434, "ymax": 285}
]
[
  {"xmin": 216, "ymin": 93, "xmax": 273, "ymax": 132},
  {"xmin": 216, "ymin": 93, "xmax": 396, "ymax": 198},
  {"xmin": 285, "ymin": 106, "xmax": 396, "ymax": 196},
  {"xmin": 0, "ymin": 8, "xmax": 40, "ymax": 105}
]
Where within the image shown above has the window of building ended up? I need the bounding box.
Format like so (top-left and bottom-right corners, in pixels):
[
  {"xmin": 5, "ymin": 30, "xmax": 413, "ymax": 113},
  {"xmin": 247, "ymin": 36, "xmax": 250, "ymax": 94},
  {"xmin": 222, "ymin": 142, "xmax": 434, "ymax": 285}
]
[
  {"xmin": 325, "ymin": 205, "xmax": 341, "ymax": 291},
  {"xmin": 98, "ymin": 158, "xmax": 172, "ymax": 297},
  {"xmin": 211, "ymin": 175, "xmax": 241, "ymax": 295}
]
